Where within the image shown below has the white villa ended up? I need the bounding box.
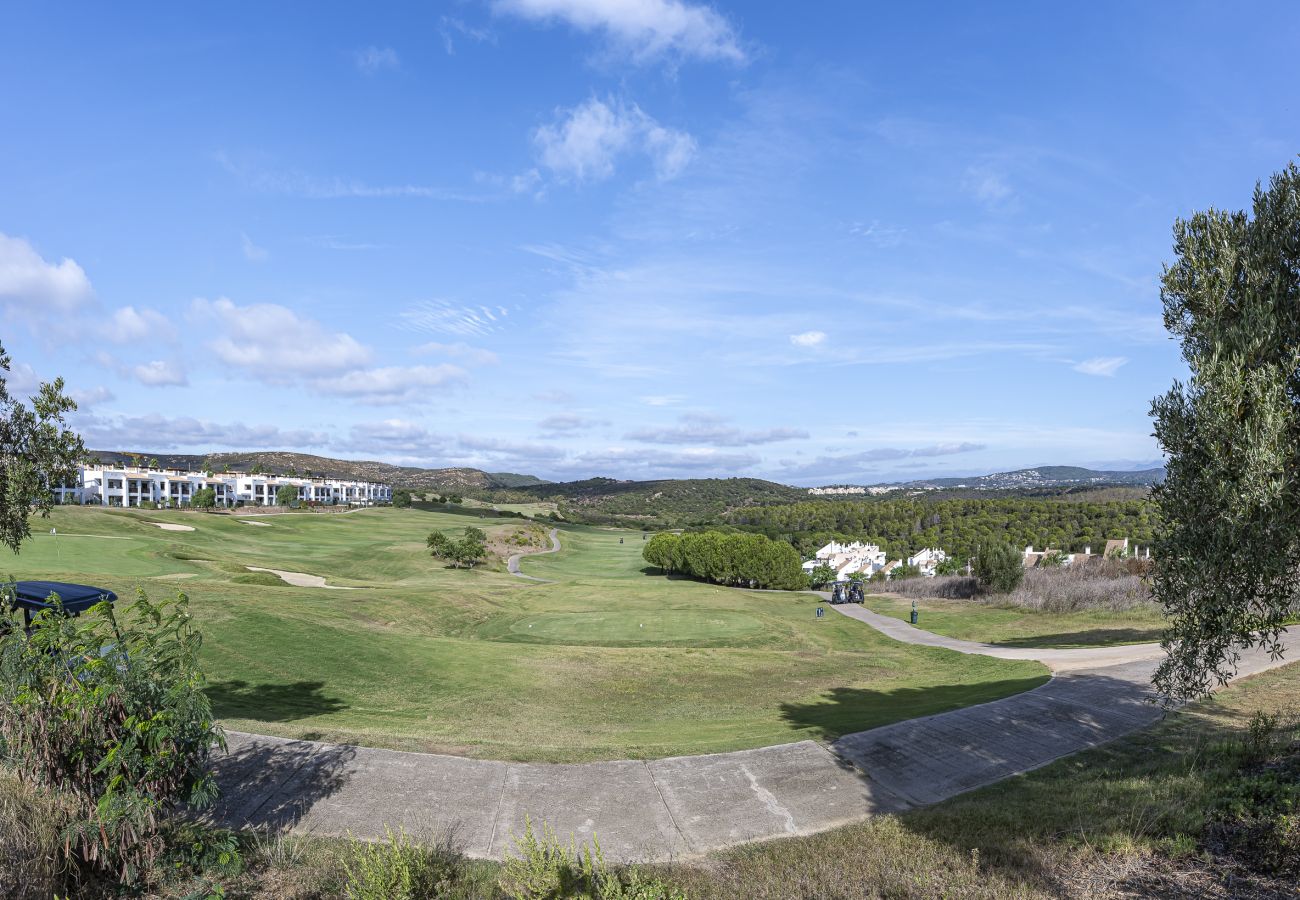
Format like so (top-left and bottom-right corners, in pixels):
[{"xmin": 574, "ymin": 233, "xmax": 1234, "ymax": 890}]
[
  {"xmin": 802, "ymin": 539, "xmax": 889, "ymax": 581},
  {"xmin": 55, "ymin": 463, "xmax": 391, "ymax": 508},
  {"xmin": 906, "ymin": 548, "xmax": 948, "ymax": 577}
]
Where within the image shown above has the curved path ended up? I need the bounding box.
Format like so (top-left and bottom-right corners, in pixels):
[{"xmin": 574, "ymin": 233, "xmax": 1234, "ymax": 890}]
[
  {"xmin": 210, "ymin": 598, "xmax": 1292, "ymax": 862},
  {"xmin": 506, "ymin": 527, "xmax": 561, "ymax": 582}
]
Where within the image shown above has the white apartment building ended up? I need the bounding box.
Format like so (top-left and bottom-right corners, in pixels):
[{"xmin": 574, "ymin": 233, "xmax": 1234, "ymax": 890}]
[
  {"xmin": 906, "ymin": 548, "xmax": 948, "ymax": 577},
  {"xmin": 57, "ymin": 464, "xmax": 391, "ymax": 508},
  {"xmin": 801, "ymin": 539, "xmax": 889, "ymax": 580}
]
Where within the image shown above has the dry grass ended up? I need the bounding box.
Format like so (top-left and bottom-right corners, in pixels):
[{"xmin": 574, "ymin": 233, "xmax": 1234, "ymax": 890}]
[{"xmin": 885, "ymin": 559, "xmax": 1157, "ymax": 613}]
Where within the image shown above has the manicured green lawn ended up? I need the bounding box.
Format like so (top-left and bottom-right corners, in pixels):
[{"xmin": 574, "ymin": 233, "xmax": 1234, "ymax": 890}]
[
  {"xmin": 864, "ymin": 594, "xmax": 1167, "ymax": 648},
  {"xmin": 5, "ymin": 508, "xmax": 1048, "ymax": 762}
]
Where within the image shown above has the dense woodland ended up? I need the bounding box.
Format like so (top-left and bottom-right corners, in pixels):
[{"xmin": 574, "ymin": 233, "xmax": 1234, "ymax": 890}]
[{"xmin": 725, "ymin": 496, "xmax": 1156, "ymax": 562}]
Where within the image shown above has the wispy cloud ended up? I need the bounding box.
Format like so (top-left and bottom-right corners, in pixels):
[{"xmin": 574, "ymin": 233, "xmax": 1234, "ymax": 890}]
[
  {"xmin": 413, "ymin": 341, "xmax": 500, "ymax": 365},
  {"xmin": 1073, "ymin": 356, "xmax": 1128, "ymax": 377},
  {"xmin": 399, "ymin": 299, "xmax": 510, "ymax": 337},
  {"xmin": 240, "ymin": 232, "xmax": 269, "ymax": 262},
  {"xmin": 626, "ymin": 412, "xmax": 806, "ymax": 447},
  {"xmin": 130, "ymin": 359, "xmax": 188, "ymax": 387},
  {"xmin": 539, "ymin": 413, "xmax": 605, "ymax": 434},
  {"xmin": 439, "ymin": 16, "xmax": 496, "ymax": 54},
  {"xmin": 494, "ymin": 0, "xmax": 745, "ymax": 65},
  {"xmin": 216, "ymin": 153, "xmax": 482, "ymax": 202},
  {"xmin": 776, "ymin": 442, "xmax": 986, "ymax": 483},
  {"xmin": 354, "ymin": 45, "xmax": 399, "ymax": 74}
]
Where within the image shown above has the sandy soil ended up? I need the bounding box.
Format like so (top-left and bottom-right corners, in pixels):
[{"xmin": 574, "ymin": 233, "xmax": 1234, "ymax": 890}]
[{"xmin": 245, "ymin": 566, "xmax": 357, "ymax": 589}]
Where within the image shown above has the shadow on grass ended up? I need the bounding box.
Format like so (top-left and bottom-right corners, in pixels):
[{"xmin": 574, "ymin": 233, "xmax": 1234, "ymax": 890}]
[
  {"xmin": 779, "ymin": 676, "xmax": 1050, "ymax": 743},
  {"xmin": 206, "ymin": 736, "xmax": 357, "ymax": 831},
  {"xmin": 989, "ymin": 627, "xmax": 1163, "ymax": 649},
  {"xmin": 207, "ymin": 679, "xmax": 348, "ymax": 722}
]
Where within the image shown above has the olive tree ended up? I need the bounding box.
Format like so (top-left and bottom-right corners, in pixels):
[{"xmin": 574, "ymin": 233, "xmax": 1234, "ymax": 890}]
[
  {"xmin": 0, "ymin": 341, "xmax": 84, "ymax": 553},
  {"xmin": 1150, "ymin": 162, "xmax": 1300, "ymax": 701}
]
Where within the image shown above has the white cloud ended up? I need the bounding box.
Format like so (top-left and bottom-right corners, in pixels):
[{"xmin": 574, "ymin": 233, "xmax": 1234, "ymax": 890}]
[
  {"xmin": 639, "ymin": 394, "xmax": 685, "ymax": 406},
  {"xmin": 789, "ymin": 330, "xmax": 826, "ymax": 348},
  {"xmin": 538, "ymin": 413, "xmax": 605, "ymax": 434},
  {"xmin": 776, "ymin": 442, "xmax": 987, "ymax": 482},
  {"xmin": 313, "ymin": 364, "xmax": 466, "ymax": 402},
  {"xmin": 495, "ymin": 0, "xmax": 744, "ymax": 64},
  {"xmin": 533, "ymin": 97, "xmax": 695, "ymax": 183},
  {"xmin": 0, "ymin": 233, "xmax": 93, "ymax": 313},
  {"xmin": 413, "ymin": 341, "xmax": 499, "ymax": 365},
  {"xmin": 76, "ymin": 413, "xmax": 330, "ymax": 451},
  {"xmin": 192, "ymin": 297, "xmax": 372, "ymax": 379},
  {"xmin": 533, "ymin": 389, "xmax": 574, "ymax": 404},
  {"xmin": 240, "ymin": 232, "xmax": 269, "ymax": 262},
  {"xmin": 1073, "ymin": 356, "xmax": 1128, "ymax": 377},
  {"xmin": 341, "ymin": 419, "xmax": 446, "ymax": 455},
  {"xmin": 626, "ymin": 413, "xmax": 806, "ymax": 446},
  {"xmin": 105, "ymin": 306, "xmax": 176, "ymax": 343},
  {"xmin": 131, "ymin": 359, "xmax": 188, "ymax": 387},
  {"xmin": 69, "ymin": 385, "xmax": 114, "ymax": 408},
  {"xmin": 355, "ymin": 45, "xmax": 399, "ymax": 73}
]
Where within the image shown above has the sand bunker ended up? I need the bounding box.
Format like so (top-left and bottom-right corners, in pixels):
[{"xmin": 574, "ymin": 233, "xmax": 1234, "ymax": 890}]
[
  {"xmin": 241, "ymin": 521, "xmax": 272, "ymax": 527},
  {"xmin": 153, "ymin": 522, "xmax": 195, "ymax": 532},
  {"xmin": 245, "ymin": 566, "xmax": 357, "ymax": 589}
]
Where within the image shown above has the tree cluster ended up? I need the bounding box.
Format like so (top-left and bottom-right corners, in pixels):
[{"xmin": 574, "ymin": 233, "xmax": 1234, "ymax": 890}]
[
  {"xmin": 725, "ymin": 496, "xmax": 1155, "ymax": 564},
  {"xmin": 427, "ymin": 526, "xmax": 487, "ymax": 568},
  {"xmin": 642, "ymin": 531, "xmax": 805, "ymax": 590},
  {"xmin": 391, "ymin": 488, "xmax": 413, "ymax": 508}
]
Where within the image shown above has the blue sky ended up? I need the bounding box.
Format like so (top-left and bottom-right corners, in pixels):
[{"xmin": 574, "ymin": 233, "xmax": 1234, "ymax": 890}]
[{"xmin": 2, "ymin": 1, "xmax": 1296, "ymax": 485}]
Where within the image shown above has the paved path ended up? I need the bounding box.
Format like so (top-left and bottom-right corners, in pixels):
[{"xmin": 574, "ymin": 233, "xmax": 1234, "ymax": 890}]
[
  {"xmin": 209, "ymin": 602, "xmax": 1292, "ymax": 862},
  {"xmin": 506, "ymin": 528, "xmax": 561, "ymax": 582},
  {"xmin": 825, "ymin": 600, "xmax": 1166, "ymax": 671}
]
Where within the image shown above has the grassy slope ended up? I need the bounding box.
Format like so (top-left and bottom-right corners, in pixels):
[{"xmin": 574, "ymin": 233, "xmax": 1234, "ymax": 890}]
[
  {"xmin": 864, "ymin": 594, "xmax": 1167, "ymax": 648},
  {"xmin": 5, "ymin": 508, "xmax": 1046, "ymax": 762}
]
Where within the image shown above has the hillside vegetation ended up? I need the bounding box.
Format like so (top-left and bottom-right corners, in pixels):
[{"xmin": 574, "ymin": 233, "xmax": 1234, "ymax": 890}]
[
  {"xmin": 496, "ymin": 476, "xmax": 806, "ymax": 527},
  {"xmin": 726, "ymin": 496, "xmax": 1156, "ymax": 560}
]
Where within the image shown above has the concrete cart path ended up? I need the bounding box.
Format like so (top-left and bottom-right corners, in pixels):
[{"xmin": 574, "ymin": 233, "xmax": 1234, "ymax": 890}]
[
  {"xmin": 826, "ymin": 600, "xmax": 1166, "ymax": 671},
  {"xmin": 506, "ymin": 528, "xmax": 561, "ymax": 582},
  {"xmin": 209, "ymin": 609, "xmax": 1292, "ymax": 862}
]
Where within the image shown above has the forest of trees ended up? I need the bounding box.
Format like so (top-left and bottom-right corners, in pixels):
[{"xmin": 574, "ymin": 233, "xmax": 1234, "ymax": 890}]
[
  {"xmin": 724, "ymin": 496, "xmax": 1156, "ymax": 564},
  {"xmin": 643, "ymin": 531, "xmax": 806, "ymax": 590}
]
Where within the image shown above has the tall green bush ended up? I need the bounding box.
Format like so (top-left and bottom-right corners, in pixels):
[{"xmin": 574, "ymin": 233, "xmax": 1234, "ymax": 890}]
[
  {"xmin": 974, "ymin": 543, "xmax": 1024, "ymax": 594},
  {"xmin": 0, "ymin": 588, "xmax": 224, "ymax": 884}
]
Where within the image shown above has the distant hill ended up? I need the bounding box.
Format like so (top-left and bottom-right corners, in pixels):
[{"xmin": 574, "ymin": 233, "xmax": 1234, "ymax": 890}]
[
  {"xmin": 867, "ymin": 465, "xmax": 1166, "ymax": 492},
  {"xmin": 502, "ymin": 476, "xmax": 806, "ymax": 526},
  {"xmin": 85, "ymin": 450, "xmax": 549, "ymax": 493}
]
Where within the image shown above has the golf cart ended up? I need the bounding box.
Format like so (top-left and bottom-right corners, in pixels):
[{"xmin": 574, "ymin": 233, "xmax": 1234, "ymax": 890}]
[
  {"xmin": 828, "ymin": 581, "xmax": 865, "ymax": 605},
  {"xmin": 3, "ymin": 580, "xmax": 117, "ymax": 632}
]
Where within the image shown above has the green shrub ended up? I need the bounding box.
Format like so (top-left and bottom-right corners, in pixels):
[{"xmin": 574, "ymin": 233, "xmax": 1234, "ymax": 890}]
[
  {"xmin": 342, "ymin": 827, "xmax": 456, "ymax": 900},
  {"xmin": 499, "ymin": 818, "xmax": 687, "ymax": 900},
  {"xmin": 0, "ymin": 588, "xmax": 224, "ymax": 885},
  {"xmin": 974, "ymin": 543, "xmax": 1024, "ymax": 594}
]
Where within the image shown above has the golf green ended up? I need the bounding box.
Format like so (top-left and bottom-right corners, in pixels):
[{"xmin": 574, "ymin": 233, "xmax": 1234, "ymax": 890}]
[{"xmin": 3, "ymin": 507, "xmax": 1050, "ymax": 762}]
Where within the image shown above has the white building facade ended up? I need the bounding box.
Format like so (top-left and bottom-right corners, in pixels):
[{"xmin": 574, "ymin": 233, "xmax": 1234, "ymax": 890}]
[
  {"xmin": 802, "ymin": 539, "xmax": 889, "ymax": 580},
  {"xmin": 58, "ymin": 464, "xmax": 391, "ymax": 508}
]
